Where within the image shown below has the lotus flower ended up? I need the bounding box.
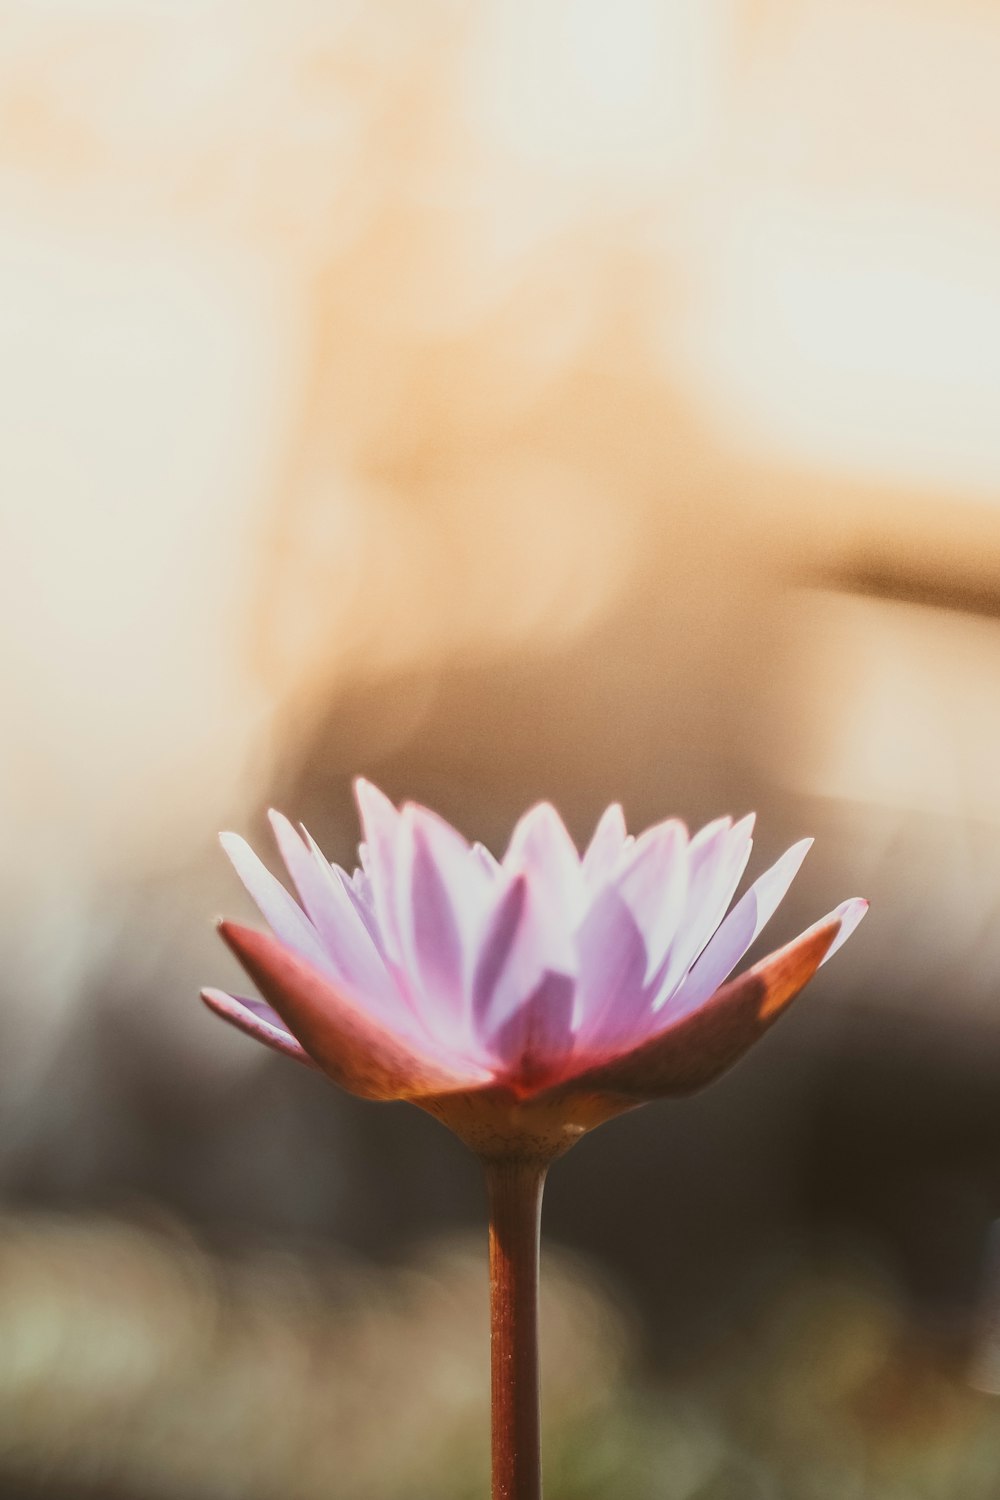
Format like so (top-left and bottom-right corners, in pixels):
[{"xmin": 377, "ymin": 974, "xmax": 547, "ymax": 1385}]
[
  {"xmin": 203, "ymin": 781, "xmax": 866, "ymax": 1157},
  {"xmin": 203, "ymin": 781, "xmax": 867, "ymax": 1500}
]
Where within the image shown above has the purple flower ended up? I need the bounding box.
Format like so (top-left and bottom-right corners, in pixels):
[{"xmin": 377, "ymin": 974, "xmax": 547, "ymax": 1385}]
[{"xmin": 203, "ymin": 782, "xmax": 866, "ymax": 1157}]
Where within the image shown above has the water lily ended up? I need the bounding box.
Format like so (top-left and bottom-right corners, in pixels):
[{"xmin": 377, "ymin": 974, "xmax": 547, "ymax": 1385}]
[{"xmin": 203, "ymin": 781, "xmax": 867, "ymax": 1499}]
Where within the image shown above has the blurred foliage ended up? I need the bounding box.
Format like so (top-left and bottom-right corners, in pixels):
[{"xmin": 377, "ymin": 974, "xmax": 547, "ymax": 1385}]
[{"xmin": 0, "ymin": 1214, "xmax": 996, "ymax": 1499}]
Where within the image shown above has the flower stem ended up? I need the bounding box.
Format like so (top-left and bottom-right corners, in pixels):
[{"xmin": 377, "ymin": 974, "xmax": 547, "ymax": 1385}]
[{"xmin": 484, "ymin": 1156, "xmax": 548, "ymax": 1500}]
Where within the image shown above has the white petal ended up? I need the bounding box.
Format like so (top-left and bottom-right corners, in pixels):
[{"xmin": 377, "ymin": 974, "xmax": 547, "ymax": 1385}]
[
  {"xmin": 393, "ymin": 804, "xmax": 492, "ymax": 1026},
  {"xmin": 489, "ymin": 970, "xmax": 576, "ymax": 1083},
  {"xmin": 582, "ymin": 803, "xmax": 628, "ymax": 885},
  {"xmin": 472, "ymin": 841, "xmax": 501, "ymax": 877},
  {"xmin": 662, "ymin": 837, "xmax": 813, "ymax": 1016},
  {"xmin": 219, "ymin": 832, "xmax": 330, "ymax": 971},
  {"xmin": 503, "ymin": 802, "xmax": 584, "ymax": 921},
  {"xmin": 655, "ymin": 814, "xmax": 755, "ymax": 995},
  {"xmin": 268, "ymin": 811, "xmax": 349, "ymax": 952},
  {"xmin": 354, "ymin": 778, "xmax": 404, "ymax": 961},
  {"xmin": 571, "ymin": 884, "xmax": 650, "ymax": 1047},
  {"xmin": 201, "ymin": 987, "xmax": 315, "ymax": 1067},
  {"xmin": 818, "ymin": 897, "xmax": 869, "ymax": 963},
  {"xmin": 613, "ymin": 817, "xmax": 688, "ymax": 977},
  {"xmin": 471, "ymin": 872, "xmax": 575, "ymax": 1041}
]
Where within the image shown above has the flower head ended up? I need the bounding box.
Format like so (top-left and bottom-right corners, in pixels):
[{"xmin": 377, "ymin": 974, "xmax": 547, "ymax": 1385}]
[{"xmin": 203, "ymin": 782, "xmax": 866, "ymax": 1160}]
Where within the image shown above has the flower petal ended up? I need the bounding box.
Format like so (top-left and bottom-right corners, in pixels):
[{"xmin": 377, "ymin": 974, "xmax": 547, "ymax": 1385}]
[
  {"xmin": 268, "ymin": 810, "xmax": 338, "ymax": 932},
  {"xmin": 819, "ymin": 896, "xmax": 869, "ymax": 961},
  {"xmin": 471, "ymin": 872, "xmax": 576, "ymax": 1042},
  {"xmin": 354, "ymin": 778, "xmax": 404, "ymax": 961},
  {"xmin": 219, "ymin": 922, "xmax": 493, "ymax": 1100},
  {"xmin": 582, "ymin": 803, "xmax": 628, "ymax": 885},
  {"xmin": 200, "ymin": 988, "xmax": 317, "ymax": 1069},
  {"xmin": 490, "ymin": 970, "xmax": 576, "ymax": 1093},
  {"xmin": 655, "ymin": 814, "xmax": 755, "ymax": 996},
  {"xmin": 264, "ymin": 812, "xmax": 412, "ymax": 1023},
  {"xmin": 613, "ymin": 817, "xmax": 688, "ymax": 977},
  {"xmin": 543, "ymin": 913, "xmax": 843, "ymax": 1102},
  {"xmin": 504, "ymin": 802, "xmax": 584, "ymax": 921},
  {"xmin": 472, "ymin": 841, "xmax": 501, "ymax": 877},
  {"xmin": 571, "ymin": 885, "xmax": 650, "ymax": 1048},
  {"xmin": 219, "ymin": 832, "xmax": 330, "ymax": 971},
  {"xmin": 393, "ymin": 804, "xmax": 492, "ymax": 1033},
  {"xmin": 309, "ymin": 840, "xmax": 382, "ymax": 948},
  {"xmin": 661, "ymin": 837, "xmax": 812, "ymax": 1017}
]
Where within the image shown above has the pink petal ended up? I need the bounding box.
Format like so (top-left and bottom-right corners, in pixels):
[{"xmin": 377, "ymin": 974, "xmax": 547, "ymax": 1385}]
[
  {"xmin": 472, "ymin": 841, "xmax": 501, "ymax": 877},
  {"xmin": 219, "ymin": 922, "xmax": 492, "ymax": 1100},
  {"xmin": 267, "ymin": 812, "xmax": 409, "ymax": 1022},
  {"xmin": 268, "ymin": 812, "xmax": 357, "ymax": 954},
  {"xmin": 319, "ymin": 849, "xmax": 382, "ymax": 948},
  {"xmin": 472, "ymin": 875, "xmax": 529, "ymax": 1026},
  {"xmin": 818, "ymin": 896, "xmax": 869, "ymax": 962},
  {"xmin": 542, "ymin": 913, "xmax": 842, "ymax": 1102},
  {"xmin": 471, "ymin": 872, "xmax": 575, "ymax": 1042},
  {"xmin": 582, "ymin": 803, "xmax": 628, "ymax": 885},
  {"xmin": 662, "ymin": 837, "xmax": 812, "ymax": 1017},
  {"xmin": 490, "ymin": 970, "xmax": 576, "ymax": 1093},
  {"xmin": 219, "ymin": 832, "xmax": 330, "ymax": 971},
  {"xmin": 613, "ymin": 817, "xmax": 689, "ymax": 977},
  {"xmin": 503, "ymin": 802, "xmax": 584, "ymax": 920},
  {"xmin": 571, "ymin": 886, "xmax": 650, "ymax": 1049},
  {"xmin": 200, "ymin": 988, "xmax": 317, "ymax": 1069},
  {"xmin": 656, "ymin": 814, "xmax": 755, "ymax": 995},
  {"xmin": 393, "ymin": 804, "xmax": 491, "ymax": 1030},
  {"xmin": 354, "ymin": 778, "xmax": 404, "ymax": 961}
]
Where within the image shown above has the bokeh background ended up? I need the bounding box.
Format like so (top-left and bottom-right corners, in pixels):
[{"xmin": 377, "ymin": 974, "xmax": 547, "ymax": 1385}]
[{"xmin": 4, "ymin": 0, "xmax": 1000, "ymax": 1494}]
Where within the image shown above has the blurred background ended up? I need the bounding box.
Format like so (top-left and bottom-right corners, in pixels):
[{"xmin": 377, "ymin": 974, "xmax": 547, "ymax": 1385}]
[{"xmin": 3, "ymin": 0, "xmax": 1000, "ymax": 1493}]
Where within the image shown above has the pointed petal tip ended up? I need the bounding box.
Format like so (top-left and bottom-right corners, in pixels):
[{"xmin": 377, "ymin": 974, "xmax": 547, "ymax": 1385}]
[
  {"xmin": 200, "ymin": 985, "xmax": 252, "ymax": 1020},
  {"xmin": 200, "ymin": 985, "xmax": 230, "ymax": 1008},
  {"xmin": 818, "ymin": 895, "xmax": 869, "ymax": 965},
  {"xmin": 199, "ymin": 985, "xmax": 319, "ymax": 1070},
  {"xmin": 777, "ymin": 833, "xmax": 814, "ymax": 875},
  {"xmin": 353, "ymin": 775, "xmax": 390, "ymax": 806},
  {"xmin": 218, "ymin": 918, "xmax": 275, "ymax": 962},
  {"xmin": 218, "ymin": 916, "xmax": 261, "ymax": 947}
]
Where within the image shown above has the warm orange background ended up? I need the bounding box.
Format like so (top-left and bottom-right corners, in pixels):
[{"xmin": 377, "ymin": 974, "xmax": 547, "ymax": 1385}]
[{"xmin": 3, "ymin": 3, "xmax": 1000, "ymax": 1494}]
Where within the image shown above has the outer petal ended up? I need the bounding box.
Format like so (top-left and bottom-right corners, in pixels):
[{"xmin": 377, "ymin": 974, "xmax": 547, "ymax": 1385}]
[
  {"xmin": 659, "ymin": 837, "xmax": 812, "ymax": 1017},
  {"xmin": 819, "ymin": 897, "xmax": 869, "ymax": 962},
  {"xmin": 219, "ymin": 922, "xmax": 493, "ymax": 1100},
  {"xmin": 541, "ymin": 913, "xmax": 845, "ymax": 1103},
  {"xmin": 200, "ymin": 988, "xmax": 317, "ymax": 1069}
]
